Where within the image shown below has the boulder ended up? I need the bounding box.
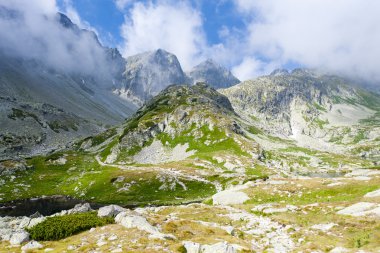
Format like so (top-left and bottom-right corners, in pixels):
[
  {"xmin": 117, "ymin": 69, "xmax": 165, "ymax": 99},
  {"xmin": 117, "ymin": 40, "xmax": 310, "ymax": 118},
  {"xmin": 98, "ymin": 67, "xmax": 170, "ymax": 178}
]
[
  {"xmin": 9, "ymin": 231, "xmax": 29, "ymax": 245},
  {"xmin": 364, "ymin": 189, "xmax": 380, "ymax": 198},
  {"xmin": 311, "ymin": 223, "xmax": 337, "ymax": 232},
  {"xmin": 202, "ymin": 242, "xmax": 237, "ymax": 253},
  {"xmin": 337, "ymin": 202, "xmax": 380, "ymax": 217},
  {"xmin": 0, "ymin": 228, "xmax": 13, "ymax": 241},
  {"xmin": 98, "ymin": 205, "xmax": 126, "ymax": 217},
  {"xmin": 21, "ymin": 240, "xmax": 43, "ymax": 251},
  {"xmin": 329, "ymin": 247, "xmax": 350, "ymax": 253},
  {"xmin": 68, "ymin": 203, "xmax": 92, "ymax": 214},
  {"xmin": 183, "ymin": 241, "xmax": 201, "ymax": 253},
  {"xmin": 212, "ymin": 191, "xmax": 249, "ymax": 205},
  {"xmin": 115, "ymin": 212, "xmax": 174, "ymax": 240},
  {"xmin": 183, "ymin": 241, "xmax": 237, "ymax": 253}
]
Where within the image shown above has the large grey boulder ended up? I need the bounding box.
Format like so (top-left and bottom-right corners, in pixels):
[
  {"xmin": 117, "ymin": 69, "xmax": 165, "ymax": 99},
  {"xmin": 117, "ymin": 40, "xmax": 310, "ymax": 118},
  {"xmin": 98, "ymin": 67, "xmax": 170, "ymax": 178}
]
[
  {"xmin": 212, "ymin": 190, "xmax": 249, "ymax": 205},
  {"xmin": 115, "ymin": 211, "xmax": 174, "ymax": 240},
  {"xmin": 9, "ymin": 231, "xmax": 29, "ymax": 245},
  {"xmin": 97, "ymin": 205, "xmax": 126, "ymax": 217},
  {"xmin": 67, "ymin": 203, "xmax": 92, "ymax": 214}
]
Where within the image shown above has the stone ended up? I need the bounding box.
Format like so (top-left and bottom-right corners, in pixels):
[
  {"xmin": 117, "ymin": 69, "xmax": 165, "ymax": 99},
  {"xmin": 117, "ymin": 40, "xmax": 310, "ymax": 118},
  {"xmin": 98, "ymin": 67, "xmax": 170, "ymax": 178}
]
[
  {"xmin": 98, "ymin": 205, "xmax": 126, "ymax": 218},
  {"xmin": 108, "ymin": 235, "xmax": 118, "ymax": 241},
  {"xmin": 183, "ymin": 241, "xmax": 238, "ymax": 253},
  {"xmin": 21, "ymin": 241, "xmax": 43, "ymax": 251},
  {"xmin": 201, "ymin": 242, "xmax": 237, "ymax": 253},
  {"xmin": 183, "ymin": 241, "xmax": 201, "ymax": 253},
  {"xmin": 212, "ymin": 191, "xmax": 249, "ymax": 205},
  {"xmin": 329, "ymin": 247, "xmax": 350, "ymax": 253},
  {"xmin": 364, "ymin": 189, "xmax": 380, "ymax": 198},
  {"xmin": 115, "ymin": 212, "xmax": 174, "ymax": 240},
  {"xmin": 68, "ymin": 203, "xmax": 92, "ymax": 214},
  {"xmin": 10, "ymin": 231, "xmax": 30, "ymax": 245},
  {"xmin": 337, "ymin": 202, "xmax": 379, "ymax": 217},
  {"xmin": 311, "ymin": 223, "xmax": 337, "ymax": 232}
]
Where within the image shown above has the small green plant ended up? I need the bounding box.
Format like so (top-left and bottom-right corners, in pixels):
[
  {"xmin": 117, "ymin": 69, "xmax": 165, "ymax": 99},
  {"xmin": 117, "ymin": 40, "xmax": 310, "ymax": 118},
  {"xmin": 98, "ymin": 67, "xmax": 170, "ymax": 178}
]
[{"xmin": 26, "ymin": 212, "xmax": 114, "ymax": 241}]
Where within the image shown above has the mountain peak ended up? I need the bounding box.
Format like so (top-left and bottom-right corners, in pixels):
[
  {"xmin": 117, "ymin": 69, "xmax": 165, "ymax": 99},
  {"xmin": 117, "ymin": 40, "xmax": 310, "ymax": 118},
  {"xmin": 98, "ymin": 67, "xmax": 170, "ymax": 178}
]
[
  {"xmin": 270, "ymin": 68, "xmax": 289, "ymax": 76},
  {"xmin": 188, "ymin": 59, "xmax": 240, "ymax": 89}
]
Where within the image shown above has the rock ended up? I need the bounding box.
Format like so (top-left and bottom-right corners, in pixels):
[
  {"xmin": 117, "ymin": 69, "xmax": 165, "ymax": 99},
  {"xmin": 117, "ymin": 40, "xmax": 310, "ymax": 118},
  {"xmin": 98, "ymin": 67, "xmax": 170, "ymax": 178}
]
[
  {"xmin": 98, "ymin": 205, "xmax": 126, "ymax": 217},
  {"xmin": 252, "ymin": 204, "xmax": 298, "ymax": 214},
  {"xmin": 67, "ymin": 245, "xmax": 75, "ymax": 250},
  {"xmin": 263, "ymin": 205, "xmax": 298, "ymax": 214},
  {"xmin": 183, "ymin": 241, "xmax": 201, "ymax": 253},
  {"xmin": 10, "ymin": 231, "xmax": 29, "ymax": 245},
  {"xmin": 68, "ymin": 203, "xmax": 92, "ymax": 214},
  {"xmin": 337, "ymin": 202, "xmax": 380, "ymax": 217},
  {"xmin": 202, "ymin": 242, "xmax": 237, "ymax": 253},
  {"xmin": 311, "ymin": 223, "xmax": 337, "ymax": 232},
  {"xmin": 21, "ymin": 241, "xmax": 43, "ymax": 251},
  {"xmin": 364, "ymin": 189, "xmax": 380, "ymax": 198},
  {"xmin": 183, "ymin": 241, "xmax": 238, "ymax": 253},
  {"xmin": 97, "ymin": 240, "xmax": 107, "ymax": 247},
  {"xmin": 108, "ymin": 235, "xmax": 118, "ymax": 241},
  {"xmin": 29, "ymin": 211, "xmax": 42, "ymax": 218},
  {"xmin": 329, "ymin": 247, "xmax": 350, "ymax": 253},
  {"xmin": 115, "ymin": 212, "xmax": 174, "ymax": 239},
  {"xmin": 212, "ymin": 191, "xmax": 249, "ymax": 205}
]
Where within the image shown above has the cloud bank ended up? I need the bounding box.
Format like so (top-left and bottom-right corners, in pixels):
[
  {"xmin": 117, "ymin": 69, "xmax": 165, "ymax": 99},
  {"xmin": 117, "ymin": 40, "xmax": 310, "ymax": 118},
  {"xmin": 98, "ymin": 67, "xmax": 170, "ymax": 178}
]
[
  {"xmin": 119, "ymin": 1, "xmax": 208, "ymax": 70},
  {"xmin": 232, "ymin": 0, "xmax": 380, "ymax": 82},
  {"xmin": 118, "ymin": 0, "xmax": 380, "ymax": 83},
  {"xmin": 0, "ymin": 0, "xmax": 108, "ymax": 75}
]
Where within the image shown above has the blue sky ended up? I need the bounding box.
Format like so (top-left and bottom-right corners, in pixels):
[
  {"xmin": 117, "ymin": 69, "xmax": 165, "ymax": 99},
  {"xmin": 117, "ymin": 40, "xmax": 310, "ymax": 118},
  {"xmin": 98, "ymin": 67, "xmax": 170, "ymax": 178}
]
[{"xmin": 57, "ymin": 0, "xmax": 246, "ymax": 48}]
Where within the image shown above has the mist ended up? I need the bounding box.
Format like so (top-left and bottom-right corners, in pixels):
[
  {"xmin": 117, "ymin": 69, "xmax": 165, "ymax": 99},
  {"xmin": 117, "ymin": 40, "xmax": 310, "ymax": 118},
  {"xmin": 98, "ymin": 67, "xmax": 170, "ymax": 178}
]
[{"xmin": 0, "ymin": 0, "xmax": 111, "ymax": 77}]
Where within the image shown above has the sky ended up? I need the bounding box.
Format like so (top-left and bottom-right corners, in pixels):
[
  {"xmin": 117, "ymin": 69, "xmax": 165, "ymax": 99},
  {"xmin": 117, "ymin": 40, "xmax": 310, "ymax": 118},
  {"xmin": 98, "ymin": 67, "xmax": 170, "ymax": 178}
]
[{"xmin": 1, "ymin": 0, "xmax": 380, "ymax": 83}]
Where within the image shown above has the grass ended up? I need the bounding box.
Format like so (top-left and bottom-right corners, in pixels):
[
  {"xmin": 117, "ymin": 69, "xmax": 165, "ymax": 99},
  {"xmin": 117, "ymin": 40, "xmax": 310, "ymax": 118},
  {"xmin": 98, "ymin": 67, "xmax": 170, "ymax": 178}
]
[
  {"xmin": 26, "ymin": 212, "xmax": 114, "ymax": 241},
  {"xmin": 244, "ymin": 179, "xmax": 379, "ymax": 206},
  {"xmin": 0, "ymin": 152, "xmax": 216, "ymax": 206}
]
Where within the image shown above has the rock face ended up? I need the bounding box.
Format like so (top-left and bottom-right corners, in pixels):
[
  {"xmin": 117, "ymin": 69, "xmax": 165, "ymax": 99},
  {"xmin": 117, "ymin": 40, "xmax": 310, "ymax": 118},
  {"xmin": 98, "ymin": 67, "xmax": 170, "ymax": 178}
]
[
  {"xmin": 114, "ymin": 49, "xmax": 187, "ymax": 105},
  {"xmin": 188, "ymin": 59, "xmax": 240, "ymax": 89},
  {"xmin": 220, "ymin": 69, "xmax": 380, "ymax": 156}
]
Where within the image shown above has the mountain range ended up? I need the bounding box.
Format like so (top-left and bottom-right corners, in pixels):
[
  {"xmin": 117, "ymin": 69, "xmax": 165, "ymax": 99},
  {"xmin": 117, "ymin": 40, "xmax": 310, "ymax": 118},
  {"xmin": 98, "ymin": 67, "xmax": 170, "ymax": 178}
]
[
  {"xmin": 1, "ymin": 11, "xmax": 380, "ymax": 253},
  {"xmin": 0, "ymin": 13, "xmax": 240, "ymax": 159}
]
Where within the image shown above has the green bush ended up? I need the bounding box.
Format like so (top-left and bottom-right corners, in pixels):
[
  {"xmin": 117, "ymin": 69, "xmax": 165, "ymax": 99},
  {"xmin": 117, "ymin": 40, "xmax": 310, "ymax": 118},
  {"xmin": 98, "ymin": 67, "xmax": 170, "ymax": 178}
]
[{"xmin": 26, "ymin": 212, "xmax": 114, "ymax": 241}]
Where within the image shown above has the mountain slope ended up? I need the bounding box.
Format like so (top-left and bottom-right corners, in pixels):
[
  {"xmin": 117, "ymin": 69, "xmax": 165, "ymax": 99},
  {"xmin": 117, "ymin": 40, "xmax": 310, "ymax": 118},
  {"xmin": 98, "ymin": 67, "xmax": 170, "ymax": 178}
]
[
  {"xmin": 220, "ymin": 69, "xmax": 380, "ymax": 162},
  {"xmin": 0, "ymin": 13, "xmax": 137, "ymax": 158},
  {"xmin": 188, "ymin": 59, "xmax": 240, "ymax": 88}
]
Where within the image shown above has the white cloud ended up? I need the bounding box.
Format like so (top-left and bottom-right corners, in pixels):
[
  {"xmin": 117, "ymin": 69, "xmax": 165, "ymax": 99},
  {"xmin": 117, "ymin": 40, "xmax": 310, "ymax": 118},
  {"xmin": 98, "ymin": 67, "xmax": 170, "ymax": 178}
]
[
  {"xmin": 232, "ymin": 57, "xmax": 276, "ymax": 81},
  {"xmin": 119, "ymin": 1, "xmax": 208, "ymax": 70},
  {"xmin": 0, "ymin": 0, "xmax": 110, "ymax": 75},
  {"xmin": 114, "ymin": 0, "xmax": 134, "ymax": 10},
  {"xmin": 231, "ymin": 0, "xmax": 380, "ymax": 82}
]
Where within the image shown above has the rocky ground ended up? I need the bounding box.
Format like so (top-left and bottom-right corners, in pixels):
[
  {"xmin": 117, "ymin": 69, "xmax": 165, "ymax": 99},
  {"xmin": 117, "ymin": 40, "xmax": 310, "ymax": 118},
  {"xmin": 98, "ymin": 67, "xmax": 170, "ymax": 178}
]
[{"xmin": 1, "ymin": 166, "xmax": 380, "ymax": 252}]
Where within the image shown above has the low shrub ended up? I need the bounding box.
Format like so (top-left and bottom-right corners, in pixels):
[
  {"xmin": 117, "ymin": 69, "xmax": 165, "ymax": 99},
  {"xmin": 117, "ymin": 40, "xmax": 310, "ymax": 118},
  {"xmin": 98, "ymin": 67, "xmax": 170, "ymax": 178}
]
[{"xmin": 26, "ymin": 212, "xmax": 114, "ymax": 241}]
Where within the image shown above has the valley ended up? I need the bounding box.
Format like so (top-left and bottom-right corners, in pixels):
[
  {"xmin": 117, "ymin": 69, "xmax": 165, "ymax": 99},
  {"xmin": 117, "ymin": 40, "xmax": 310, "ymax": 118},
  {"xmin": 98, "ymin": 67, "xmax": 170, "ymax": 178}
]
[{"xmin": 0, "ymin": 7, "xmax": 380, "ymax": 253}]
